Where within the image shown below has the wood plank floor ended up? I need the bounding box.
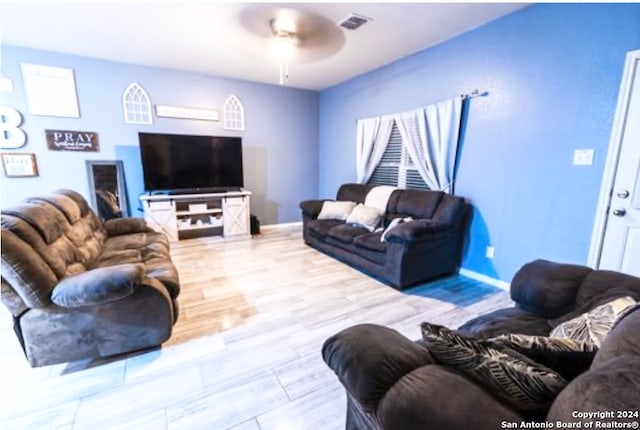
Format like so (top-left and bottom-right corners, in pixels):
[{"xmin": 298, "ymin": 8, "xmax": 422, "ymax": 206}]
[{"xmin": 0, "ymin": 225, "xmax": 513, "ymax": 430}]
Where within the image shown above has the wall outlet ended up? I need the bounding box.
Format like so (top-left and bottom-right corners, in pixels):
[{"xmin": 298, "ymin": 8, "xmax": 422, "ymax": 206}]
[
  {"xmin": 486, "ymin": 246, "xmax": 495, "ymax": 259},
  {"xmin": 573, "ymin": 149, "xmax": 594, "ymax": 166}
]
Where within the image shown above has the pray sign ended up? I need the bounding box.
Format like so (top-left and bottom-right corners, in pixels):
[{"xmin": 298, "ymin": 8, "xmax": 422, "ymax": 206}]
[{"xmin": 46, "ymin": 129, "xmax": 99, "ymax": 151}]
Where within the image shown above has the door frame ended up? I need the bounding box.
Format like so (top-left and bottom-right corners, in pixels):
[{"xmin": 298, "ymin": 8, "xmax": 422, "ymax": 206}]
[{"xmin": 588, "ymin": 49, "xmax": 640, "ymax": 268}]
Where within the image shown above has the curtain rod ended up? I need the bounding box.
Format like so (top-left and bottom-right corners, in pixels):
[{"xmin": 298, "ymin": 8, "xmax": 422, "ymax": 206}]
[
  {"xmin": 461, "ymin": 89, "xmax": 487, "ymax": 99},
  {"xmin": 356, "ymin": 90, "xmax": 486, "ymax": 123}
]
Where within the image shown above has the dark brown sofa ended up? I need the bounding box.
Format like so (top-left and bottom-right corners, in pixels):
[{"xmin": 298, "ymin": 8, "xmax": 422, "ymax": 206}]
[
  {"xmin": 1, "ymin": 189, "xmax": 180, "ymax": 367},
  {"xmin": 300, "ymin": 183, "xmax": 469, "ymax": 289},
  {"xmin": 322, "ymin": 260, "xmax": 640, "ymax": 429}
]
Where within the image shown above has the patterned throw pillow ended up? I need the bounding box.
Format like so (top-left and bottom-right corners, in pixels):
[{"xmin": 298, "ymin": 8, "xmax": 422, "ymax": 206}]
[
  {"xmin": 421, "ymin": 322, "xmax": 567, "ymax": 412},
  {"xmin": 550, "ymin": 296, "xmax": 636, "ymax": 348},
  {"xmin": 317, "ymin": 201, "xmax": 357, "ymax": 221},
  {"xmin": 491, "ymin": 334, "xmax": 597, "ymax": 380}
]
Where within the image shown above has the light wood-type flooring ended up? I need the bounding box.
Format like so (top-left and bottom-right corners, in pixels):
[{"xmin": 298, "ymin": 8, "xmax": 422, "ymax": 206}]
[{"xmin": 0, "ymin": 225, "xmax": 513, "ymax": 430}]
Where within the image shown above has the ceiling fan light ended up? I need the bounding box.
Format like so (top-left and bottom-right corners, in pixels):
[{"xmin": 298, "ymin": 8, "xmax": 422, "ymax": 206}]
[
  {"xmin": 271, "ymin": 34, "xmax": 295, "ymax": 60},
  {"xmin": 270, "ymin": 16, "xmax": 297, "ymax": 35}
]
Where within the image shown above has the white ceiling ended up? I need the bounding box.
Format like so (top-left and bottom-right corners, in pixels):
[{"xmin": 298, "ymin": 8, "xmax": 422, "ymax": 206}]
[{"xmin": 0, "ymin": 1, "xmax": 529, "ymax": 91}]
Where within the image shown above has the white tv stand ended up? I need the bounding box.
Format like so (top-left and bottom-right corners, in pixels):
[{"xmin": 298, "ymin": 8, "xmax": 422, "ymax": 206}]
[{"xmin": 140, "ymin": 190, "xmax": 251, "ymax": 242}]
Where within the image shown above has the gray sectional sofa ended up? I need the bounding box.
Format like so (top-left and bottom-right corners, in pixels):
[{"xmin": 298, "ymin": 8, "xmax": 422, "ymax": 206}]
[
  {"xmin": 300, "ymin": 183, "xmax": 469, "ymax": 289},
  {"xmin": 1, "ymin": 189, "xmax": 180, "ymax": 367}
]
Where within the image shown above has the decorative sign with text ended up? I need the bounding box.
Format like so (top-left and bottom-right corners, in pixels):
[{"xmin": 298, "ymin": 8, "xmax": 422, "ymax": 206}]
[{"xmin": 45, "ymin": 129, "xmax": 99, "ymax": 151}]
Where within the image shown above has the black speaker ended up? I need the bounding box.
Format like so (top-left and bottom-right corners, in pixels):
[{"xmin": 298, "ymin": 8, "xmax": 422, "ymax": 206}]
[{"xmin": 250, "ymin": 215, "xmax": 260, "ymax": 235}]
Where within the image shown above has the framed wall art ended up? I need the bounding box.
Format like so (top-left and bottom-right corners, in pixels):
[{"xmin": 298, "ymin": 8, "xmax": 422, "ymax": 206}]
[
  {"xmin": 1, "ymin": 152, "xmax": 39, "ymax": 177},
  {"xmin": 21, "ymin": 63, "xmax": 80, "ymax": 118}
]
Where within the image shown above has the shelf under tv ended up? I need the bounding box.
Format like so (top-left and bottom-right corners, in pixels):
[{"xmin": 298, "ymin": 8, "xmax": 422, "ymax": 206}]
[
  {"xmin": 175, "ymin": 208, "xmax": 223, "ymax": 216},
  {"xmin": 140, "ymin": 190, "xmax": 251, "ymax": 242}
]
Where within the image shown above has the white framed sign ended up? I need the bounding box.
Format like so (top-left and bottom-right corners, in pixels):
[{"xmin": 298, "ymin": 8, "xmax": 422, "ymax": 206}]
[
  {"xmin": 155, "ymin": 105, "xmax": 219, "ymax": 121},
  {"xmin": 20, "ymin": 63, "xmax": 80, "ymax": 118},
  {"xmin": 2, "ymin": 153, "xmax": 38, "ymax": 177}
]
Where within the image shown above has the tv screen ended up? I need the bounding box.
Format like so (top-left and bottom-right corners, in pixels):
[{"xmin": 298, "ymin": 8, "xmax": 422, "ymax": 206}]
[{"xmin": 138, "ymin": 132, "xmax": 243, "ymax": 193}]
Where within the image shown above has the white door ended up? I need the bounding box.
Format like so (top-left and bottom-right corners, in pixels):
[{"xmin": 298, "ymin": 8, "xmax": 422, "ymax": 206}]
[{"xmin": 597, "ymin": 51, "xmax": 640, "ymax": 276}]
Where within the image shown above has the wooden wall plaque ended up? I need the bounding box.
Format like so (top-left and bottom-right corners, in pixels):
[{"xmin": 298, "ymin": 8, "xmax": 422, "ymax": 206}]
[{"xmin": 46, "ymin": 129, "xmax": 99, "ymax": 151}]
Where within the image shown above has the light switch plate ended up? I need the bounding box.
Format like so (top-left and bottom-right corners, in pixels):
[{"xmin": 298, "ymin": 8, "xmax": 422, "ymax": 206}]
[
  {"xmin": 0, "ymin": 77, "xmax": 14, "ymax": 92},
  {"xmin": 573, "ymin": 149, "xmax": 594, "ymax": 166}
]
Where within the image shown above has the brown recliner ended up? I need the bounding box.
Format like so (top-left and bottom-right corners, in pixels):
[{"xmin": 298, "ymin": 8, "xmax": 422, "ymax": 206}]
[{"xmin": 1, "ymin": 189, "xmax": 180, "ymax": 367}]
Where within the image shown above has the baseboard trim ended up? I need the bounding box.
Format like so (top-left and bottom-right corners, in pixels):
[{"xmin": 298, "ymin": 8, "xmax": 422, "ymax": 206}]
[
  {"xmin": 260, "ymin": 221, "xmax": 303, "ymax": 231},
  {"xmin": 458, "ymin": 268, "xmax": 510, "ymax": 291}
]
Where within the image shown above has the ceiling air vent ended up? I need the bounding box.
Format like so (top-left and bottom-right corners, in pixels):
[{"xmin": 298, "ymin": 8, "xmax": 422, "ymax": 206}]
[{"xmin": 338, "ymin": 13, "xmax": 371, "ymax": 30}]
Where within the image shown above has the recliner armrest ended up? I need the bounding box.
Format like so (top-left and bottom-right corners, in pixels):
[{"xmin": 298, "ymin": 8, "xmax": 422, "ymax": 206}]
[
  {"xmin": 510, "ymin": 259, "xmax": 593, "ymax": 318},
  {"xmin": 379, "ymin": 365, "xmax": 523, "ymax": 430},
  {"xmin": 322, "ymin": 323, "xmax": 433, "ymax": 413},
  {"xmin": 385, "ymin": 220, "xmax": 452, "ymax": 242},
  {"xmin": 104, "ymin": 218, "xmax": 153, "ymax": 236},
  {"xmin": 51, "ymin": 263, "xmax": 145, "ymax": 308},
  {"xmin": 299, "ymin": 199, "xmax": 328, "ymax": 219}
]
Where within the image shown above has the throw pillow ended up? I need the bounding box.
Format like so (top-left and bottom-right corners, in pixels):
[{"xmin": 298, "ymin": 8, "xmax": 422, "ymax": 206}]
[
  {"xmin": 421, "ymin": 322, "xmax": 567, "ymax": 412},
  {"xmin": 491, "ymin": 333, "xmax": 597, "ymax": 380},
  {"xmin": 317, "ymin": 200, "xmax": 357, "ymax": 221},
  {"xmin": 380, "ymin": 216, "xmax": 413, "ymax": 242},
  {"xmin": 346, "ymin": 203, "xmax": 383, "ymax": 232},
  {"xmin": 549, "ymin": 296, "xmax": 636, "ymax": 348}
]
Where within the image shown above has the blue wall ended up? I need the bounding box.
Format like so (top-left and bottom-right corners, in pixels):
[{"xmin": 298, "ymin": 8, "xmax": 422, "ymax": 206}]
[
  {"xmin": 0, "ymin": 46, "xmax": 318, "ymax": 225},
  {"xmin": 318, "ymin": 3, "xmax": 640, "ymax": 281}
]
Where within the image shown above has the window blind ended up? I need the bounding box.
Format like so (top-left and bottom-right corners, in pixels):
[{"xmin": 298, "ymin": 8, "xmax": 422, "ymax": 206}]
[{"xmin": 368, "ymin": 122, "xmax": 428, "ymax": 189}]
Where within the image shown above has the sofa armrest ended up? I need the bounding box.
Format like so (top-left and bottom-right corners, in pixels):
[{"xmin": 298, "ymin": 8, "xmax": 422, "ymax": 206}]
[
  {"xmin": 299, "ymin": 199, "xmax": 328, "ymax": 219},
  {"xmin": 510, "ymin": 259, "xmax": 593, "ymax": 318},
  {"xmin": 385, "ymin": 219, "xmax": 452, "ymax": 242},
  {"xmin": 378, "ymin": 365, "xmax": 522, "ymax": 430},
  {"xmin": 104, "ymin": 218, "xmax": 153, "ymax": 236},
  {"xmin": 51, "ymin": 263, "xmax": 145, "ymax": 308},
  {"xmin": 322, "ymin": 323, "xmax": 433, "ymax": 413}
]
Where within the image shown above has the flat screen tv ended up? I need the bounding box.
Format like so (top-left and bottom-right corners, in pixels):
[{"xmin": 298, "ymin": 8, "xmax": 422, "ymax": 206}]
[{"xmin": 138, "ymin": 132, "xmax": 243, "ymax": 193}]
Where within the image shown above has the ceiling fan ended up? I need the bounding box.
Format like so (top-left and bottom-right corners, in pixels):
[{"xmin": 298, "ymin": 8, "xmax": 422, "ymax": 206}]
[{"xmin": 236, "ymin": 6, "xmax": 348, "ymax": 85}]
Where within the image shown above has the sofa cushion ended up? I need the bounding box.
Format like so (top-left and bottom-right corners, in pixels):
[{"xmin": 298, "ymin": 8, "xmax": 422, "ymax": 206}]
[
  {"xmin": 590, "ymin": 304, "xmax": 640, "ymax": 368},
  {"xmin": 327, "ymin": 224, "xmax": 369, "ymax": 244},
  {"xmin": 307, "ymin": 219, "xmax": 343, "ymax": 238},
  {"xmin": 3, "ymin": 202, "xmax": 68, "ymax": 245},
  {"xmin": 546, "ymin": 356, "xmax": 640, "ymax": 426},
  {"xmin": 317, "ymin": 200, "xmax": 357, "ymax": 221},
  {"xmin": 98, "ymin": 231, "xmax": 180, "ymax": 298},
  {"xmin": 104, "ymin": 218, "xmax": 152, "ymax": 236},
  {"xmin": 386, "ymin": 189, "xmax": 443, "ymax": 220},
  {"xmin": 336, "ymin": 183, "xmax": 375, "ymax": 204},
  {"xmin": 346, "ymin": 204, "xmax": 383, "ymax": 232},
  {"xmin": 351, "ymin": 233, "xmax": 386, "ymax": 265},
  {"xmin": 421, "ymin": 322, "xmax": 567, "ymax": 412},
  {"xmin": 353, "ymin": 231, "xmax": 387, "ymax": 253},
  {"xmin": 549, "ymin": 296, "xmax": 636, "ymax": 348},
  {"xmin": 572, "ymin": 269, "xmax": 640, "ymax": 315},
  {"xmin": 51, "ymin": 263, "xmax": 144, "ymax": 308},
  {"xmin": 458, "ymin": 307, "xmax": 553, "ymax": 338}
]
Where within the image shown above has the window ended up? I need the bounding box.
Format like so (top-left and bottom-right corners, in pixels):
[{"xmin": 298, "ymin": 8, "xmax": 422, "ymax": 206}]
[
  {"xmin": 223, "ymin": 95, "xmax": 245, "ymax": 131},
  {"xmin": 368, "ymin": 122, "xmax": 428, "ymax": 189},
  {"xmin": 122, "ymin": 83, "xmax": 152, "ymax": 125}
]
